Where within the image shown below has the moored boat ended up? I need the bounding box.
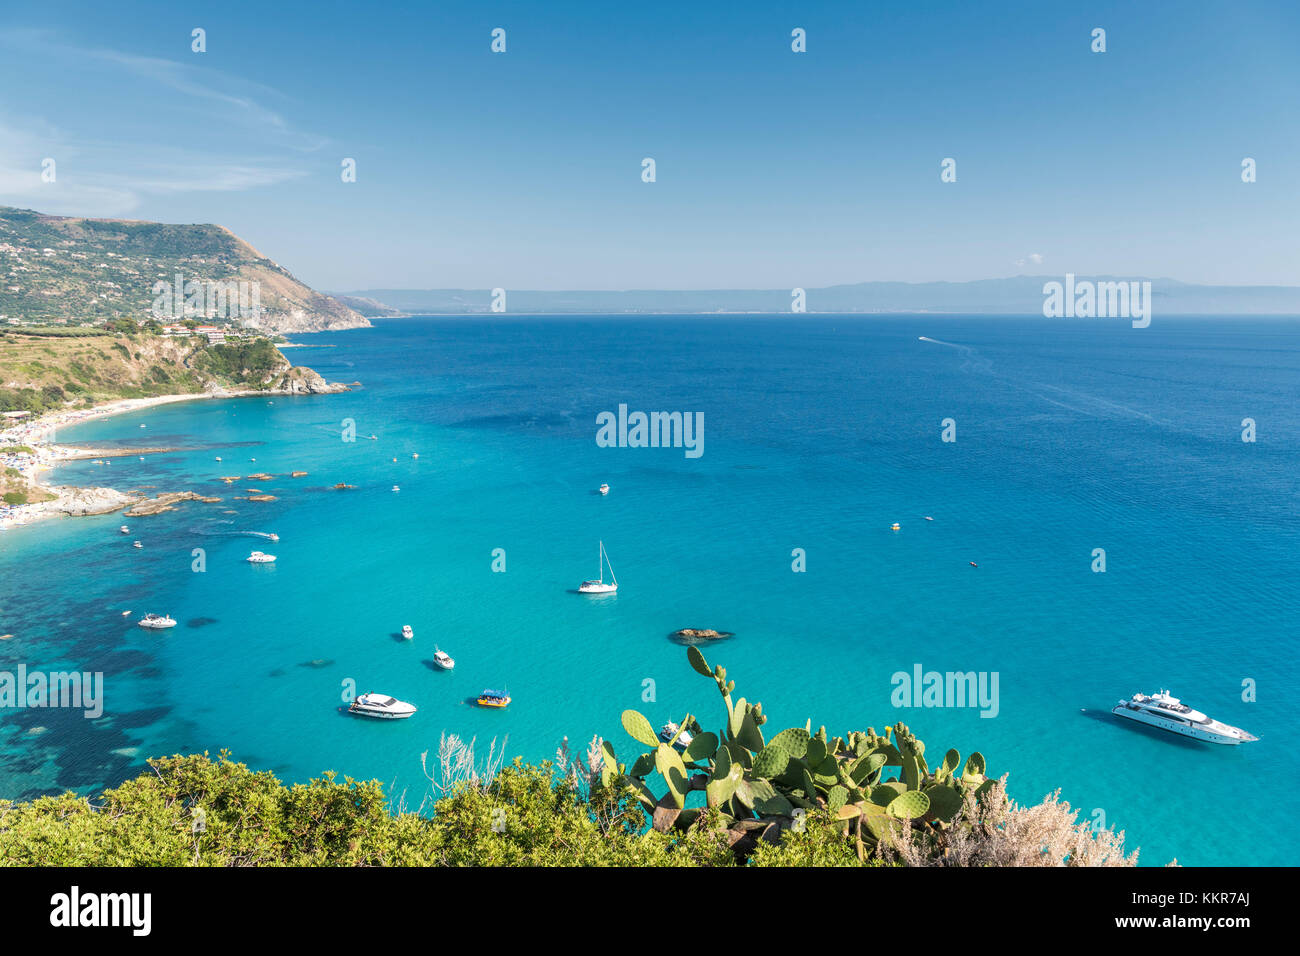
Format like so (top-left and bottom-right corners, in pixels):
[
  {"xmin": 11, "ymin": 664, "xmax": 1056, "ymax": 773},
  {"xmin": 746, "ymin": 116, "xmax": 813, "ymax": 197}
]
[
  {"xmin": 401, "ymin": 625, "xmax": 414, "ymax": 640},
  {"xmin": 578, "ymin": 540, "xmax": 618, "ymax": 594},
  {"xmin": 1112, "ymin": 690, "xmax": 1257, "ymax": 745},
  {"xmin": 246, "ymin": 551, "xmax": 276, "ymax": 564},
  {"xmin": 659, "ymin": 721, "xmax": 693, "ymax": 750},
  {"xmin": 348, "ymin": 693, "xmax": 417, "ymax": 719},
  {"xmin": 433, "ymin": 646, "xmax": 455, "ymax": 669},
  {"xmin": 477, "ymin": 688, "xmax": 510, "ymax": 708},
  {"xmin": 137, "ymin": 613, "xmax": 176, "ymax": 629}
]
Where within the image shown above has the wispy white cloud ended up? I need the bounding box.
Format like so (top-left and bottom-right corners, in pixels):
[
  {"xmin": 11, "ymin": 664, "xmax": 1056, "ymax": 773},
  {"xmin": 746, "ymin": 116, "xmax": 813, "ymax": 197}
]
[{"xmin": 0, "ymin": 29, "xmax": 325, "ymax": 215}]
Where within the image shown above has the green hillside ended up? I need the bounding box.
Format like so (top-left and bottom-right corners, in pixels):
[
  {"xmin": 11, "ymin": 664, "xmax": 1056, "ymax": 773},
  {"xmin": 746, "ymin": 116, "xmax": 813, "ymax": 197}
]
[{"xmin": 0, "ymin": 206, "xmax": 368, "ymax": 333}]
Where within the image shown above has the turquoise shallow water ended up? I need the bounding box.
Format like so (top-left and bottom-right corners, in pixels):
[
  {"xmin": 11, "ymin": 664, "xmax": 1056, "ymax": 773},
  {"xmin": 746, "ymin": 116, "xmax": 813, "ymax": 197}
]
[{"xmin": 1, "ymin": 315, "xmax": 1297, "ymax": 865}]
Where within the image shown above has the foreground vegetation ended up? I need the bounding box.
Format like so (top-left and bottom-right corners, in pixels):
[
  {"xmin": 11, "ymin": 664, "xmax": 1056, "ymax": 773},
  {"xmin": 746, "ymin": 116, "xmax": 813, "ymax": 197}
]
[{"xmin": 0, "ymin": 652, "xmax": 1143, "ymax": 866}]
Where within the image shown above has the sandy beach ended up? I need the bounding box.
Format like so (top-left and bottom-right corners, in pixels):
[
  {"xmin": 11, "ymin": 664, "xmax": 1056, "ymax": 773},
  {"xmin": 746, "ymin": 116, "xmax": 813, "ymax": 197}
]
[{"xmin": 0, "ymin": 388, "xmax": 325, "ymax": 533}]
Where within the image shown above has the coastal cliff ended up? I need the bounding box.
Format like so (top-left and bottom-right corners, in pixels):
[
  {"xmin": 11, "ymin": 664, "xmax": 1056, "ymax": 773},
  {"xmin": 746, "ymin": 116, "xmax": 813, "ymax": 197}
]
[
  {"xmin": 0, "ymin": 329, "xmax": 349, "ymax": 524},
  {"xmin": 0, "ymin": 329, "xmax": 344, "ymax": 413},
  {"xmin": 0, "ymin": 206, "xmax": 369, "ymax": 333}
]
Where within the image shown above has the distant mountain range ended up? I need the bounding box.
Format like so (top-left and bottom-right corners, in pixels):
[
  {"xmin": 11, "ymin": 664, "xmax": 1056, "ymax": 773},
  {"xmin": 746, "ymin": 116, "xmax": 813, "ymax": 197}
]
[
  {"xmin": 339, "ymin": 278, "xmax": 1300, "ymax": 316},
  {"xmin": 0, "ymin": 207, "xmax": 368, "ymax": 333}
]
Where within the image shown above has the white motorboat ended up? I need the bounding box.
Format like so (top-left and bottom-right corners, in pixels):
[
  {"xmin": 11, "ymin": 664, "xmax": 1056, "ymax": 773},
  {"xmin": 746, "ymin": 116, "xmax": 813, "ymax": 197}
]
[
  {"xmin": 599, "ymin": 483, "xmax": 609, "ymax": 495},
  {"xmin": 1111, "ymin": 690, "xmax": 1258, "ymax": 745},
  {"xmin": 659, "ymin": 721, "xmax": 693, "ymax": 750},
  {"xmin": 578, "ymin": 540, "xmax": 618, "ymax": 594},
  {"xmin": 132, "ymin": 541, "xmax": 143, "ymax": 549},
  {"xmin": 392, "ymin": 485, "xmax": 400, "ymax": 492},
  {"xmin": 119, "ymin": 525, "xmax": 130, "ymax": 534},
  {"xmin": 137, "ymin": 613, "xmax": 176, "ymax": 629},
  {"xmin": 246, "ymin": 551, "xmax": 276, "ymax": 564},
  {"xmin": 433, "ymin": 646, "xmax": 455, "ymax": 670},
  {"xmin": 401, "ymin": 625, "xmax": 414, "ymax": 640},
  {"xmin": 348, "ymin": 693, "xmax": 417, "ymax": 719}
]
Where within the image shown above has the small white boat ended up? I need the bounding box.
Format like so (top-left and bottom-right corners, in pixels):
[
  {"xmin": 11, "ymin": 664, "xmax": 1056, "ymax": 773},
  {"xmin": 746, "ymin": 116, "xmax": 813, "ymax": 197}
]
[
  {"xmin": 137, "ymin": 613, "xmax": 176, "ymax": 629},
  {"xmin": 401, "ymin": 625, "xmax": 414, "ymax": 640},
  {"xmin": 599, "ymin": 483, "xmax": 609, "ymax": 495},
  {"xmin": 412, "ymin": 453, "xmax": 419, "ymax": 459},
  {"xmin": 119, "ymin": 525, "xmax": 130, "ymax": 534},
  {"xmin": 139, "ymin": 424, "xmax": 146, "ymax": 428},
  {"xmin": 1112, "ymin": 690, "xmax": 1257, "ymax": 745},
  {"xmin": 132, "ymin": 541, "xmax": 143, "ymax": 549},
  {"xmin": 348, "ymin": 693, "xmax": 417, "ymax": 719},
  {"xmin": 368, "ymin": 434, "xmax": 378, "ymax": 440},
  {"xmin": 215, "ymin": 456, "xmax": 223, "ymax": 462},
  {"xmin": 433, "ymin": 646, "xmax": 455, "ymax": 670},
  {"xmin": 660, "ymin": 721, "xmax": 693, "ymax": 750},
  {"xmin": 268, "ymin": 533, "xmax": 280, "ymax": 542},
  {"xmin": 392, "ymin": 485, "xmax": 400, "ymax": 493},
  {"xmin": 121, "ymin": 610, "xmax": 132, "ymax": 617},
  {"xmin": 578, "ymin": 540, "xmax": 619, "ymax": 594},
  {"xmin": 246, "ymin": 551, "xmax": 276, "ymax": 564}
]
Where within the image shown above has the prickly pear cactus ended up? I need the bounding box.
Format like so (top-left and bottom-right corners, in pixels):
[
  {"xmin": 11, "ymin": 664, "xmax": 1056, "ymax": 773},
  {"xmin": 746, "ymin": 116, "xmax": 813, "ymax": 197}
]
[{"xmin": 597, "ymin": 649, "xmax": 996, "ymax": 862}]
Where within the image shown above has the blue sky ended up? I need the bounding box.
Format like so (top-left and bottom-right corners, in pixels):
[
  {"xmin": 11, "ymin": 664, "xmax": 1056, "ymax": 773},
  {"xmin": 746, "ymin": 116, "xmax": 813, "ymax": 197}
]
[{"xmin": 1, "ymin": 0, "xmax": 1297, "ymax": 290}]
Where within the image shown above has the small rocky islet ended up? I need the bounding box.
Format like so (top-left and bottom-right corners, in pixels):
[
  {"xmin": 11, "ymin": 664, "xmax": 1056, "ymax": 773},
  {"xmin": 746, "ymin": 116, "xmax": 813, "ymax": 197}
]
[{"xmin": 668, "ymin": 627, "xmax": 735, "ymax": 646}]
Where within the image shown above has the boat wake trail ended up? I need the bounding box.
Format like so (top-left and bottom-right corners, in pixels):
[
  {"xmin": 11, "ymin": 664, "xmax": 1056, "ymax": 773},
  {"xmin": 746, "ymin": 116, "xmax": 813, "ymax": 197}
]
[
  {"xmin": 917, "ymin": 336, "xmax": 993, "ymax": 374},
  {"xmin": 190, "ymin": 527, "xmax": 279, "ymax": 540}
]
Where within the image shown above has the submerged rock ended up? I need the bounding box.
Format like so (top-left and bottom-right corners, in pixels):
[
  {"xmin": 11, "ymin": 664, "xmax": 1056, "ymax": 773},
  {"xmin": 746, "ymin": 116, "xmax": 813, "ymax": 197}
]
[{"xmin": 124, "ymin": 491, "xmax": 213, "ymax": 516}]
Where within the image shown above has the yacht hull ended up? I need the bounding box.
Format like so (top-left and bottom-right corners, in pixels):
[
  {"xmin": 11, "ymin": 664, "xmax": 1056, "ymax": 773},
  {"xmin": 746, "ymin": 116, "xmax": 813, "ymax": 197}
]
[
  {"xmin": 349, "ymin": 708, "xmax": 414, "ymax": 720},
  {"xmin": 1111, "ymin": 705, "xmax": 1249, "ymax": 744}
]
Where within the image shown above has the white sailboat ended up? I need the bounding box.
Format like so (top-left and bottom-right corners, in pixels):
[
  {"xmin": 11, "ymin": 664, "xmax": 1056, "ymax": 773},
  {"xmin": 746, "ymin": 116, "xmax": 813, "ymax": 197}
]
[{"xmin": 578, "ymin": 540, "xmax": 619, "ymax": 594}]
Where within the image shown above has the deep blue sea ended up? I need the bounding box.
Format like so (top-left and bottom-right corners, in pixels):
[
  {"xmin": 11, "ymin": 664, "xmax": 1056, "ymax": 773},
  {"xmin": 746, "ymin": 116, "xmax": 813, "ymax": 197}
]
[{"xmin": 1, "ymin": 315, "xmax": 1297, "ymax": 865}]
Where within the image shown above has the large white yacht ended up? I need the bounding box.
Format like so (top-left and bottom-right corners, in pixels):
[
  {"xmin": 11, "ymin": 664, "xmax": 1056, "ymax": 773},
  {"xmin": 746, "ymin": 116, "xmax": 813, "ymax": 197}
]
[
  {"xmin": 1111, "ymin": 690, "xmax": 1257, "ymax": 745},
  {"xmin": 246, "ymin": 551, "xmax": 276, "ymax": 564},
  {"xmin": 348, "ymin": 693, "xmax": 417, "ymax": 719},
  {"xmin": 578, "ymin": 540, "xmax": 618, "ymax": 594}
]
